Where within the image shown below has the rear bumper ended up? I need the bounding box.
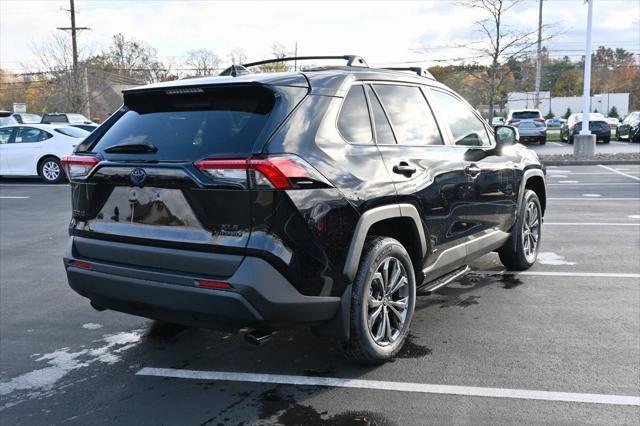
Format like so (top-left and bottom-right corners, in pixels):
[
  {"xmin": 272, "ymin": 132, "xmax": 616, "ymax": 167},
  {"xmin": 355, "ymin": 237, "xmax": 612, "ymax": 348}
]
[{"xmin": 63, "ymin": 237, "xmax": 340, "ymax": 330}]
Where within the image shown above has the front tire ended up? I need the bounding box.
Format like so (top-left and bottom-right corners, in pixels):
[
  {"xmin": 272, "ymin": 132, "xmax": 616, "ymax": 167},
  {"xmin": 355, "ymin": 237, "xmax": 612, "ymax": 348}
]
[
  {"xmin": 39, "ymin": 157, "xmax": 64, "ymax": 184},
  {"xmin": 539, "ymin": 136, "xmax": 546, "ymax": 145},
  {"xmin": 498, "ymin": 190, "xmax": 542, "ymax": 270},
  {"xmin": 342, "ymin": 236, "xmax": 416, "ymax": 365}
]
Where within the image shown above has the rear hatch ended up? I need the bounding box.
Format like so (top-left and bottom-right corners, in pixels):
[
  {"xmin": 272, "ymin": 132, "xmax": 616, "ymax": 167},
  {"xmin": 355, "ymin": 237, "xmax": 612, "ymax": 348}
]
[{"xmin": 65, "ymin": 80, "xmax": 308, "ymax": 276}]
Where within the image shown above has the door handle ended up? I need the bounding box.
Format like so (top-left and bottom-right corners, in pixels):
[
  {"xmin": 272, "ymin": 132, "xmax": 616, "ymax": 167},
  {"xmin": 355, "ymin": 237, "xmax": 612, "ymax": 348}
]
[
  {"xmin": 465, "ymin": 164, "xmax": 481, "ymax": 178},
  {"xmin": 392, "ymin": 162, "xmax": 417, "ymax": 177}
]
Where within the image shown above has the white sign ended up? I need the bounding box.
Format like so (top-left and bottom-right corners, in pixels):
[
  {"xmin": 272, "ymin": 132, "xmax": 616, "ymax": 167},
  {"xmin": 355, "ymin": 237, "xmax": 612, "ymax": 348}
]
[{"xmin": 12, "ymin": 102, "xmax": 26, "ymax": 113}]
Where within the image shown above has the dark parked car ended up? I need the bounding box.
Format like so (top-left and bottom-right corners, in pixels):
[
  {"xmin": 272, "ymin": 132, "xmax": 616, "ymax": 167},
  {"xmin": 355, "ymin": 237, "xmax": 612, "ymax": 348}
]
[
  {"xmin": 513, "ymin": 120, "xmax": 546, "ymax": 144},
  {"xmin": 560, "ymin": 112, "xmax": 611, "ymax": 144},
  {"xmin": 62, "ymin": 55, "xmax": 546, "ymax": 364},
  {"xmin": 616, "ymin": 111, "xmax": 640, "ymax": 142},
  {"xmin": 41, "ymin": 113, "xmax": 94, "ymax": 125}
]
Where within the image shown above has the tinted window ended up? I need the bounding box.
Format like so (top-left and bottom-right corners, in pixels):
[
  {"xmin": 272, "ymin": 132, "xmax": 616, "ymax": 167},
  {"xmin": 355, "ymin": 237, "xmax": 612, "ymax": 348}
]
[
  {"xmin": 431, "ymin": 90, "xmax": 491, "ymax": 147},
  {"xmin": 0, "ymin": 128, "xmax": 13, "ymax": 144},
  {"xmin": 512, "ymin": 111, "xmax": 541, "ymax": 120},
  {"xmin": 337, "ymin": 86, "xmax": 372, "ymax": 144},
  {"xmin": 373, "ymin": 85, "xmax": 442, "ymax": 146},
  {"xmin": 55, "ymin": 127, "xmax": 90, "ymax": 138},
  {"xmin": 92, "ymin": 85, "xmax": 276, "ymax": 160},
  {"xmin": 15, "ymin": 127, "xmax": 51, "ymax": 143},
  {"xmin": 42, "ymin": 114, "xmax": 67, "ymax": 123},
  {"xmin": 366, "ymin": 85, "xmax": 395, "ymax": 144}
]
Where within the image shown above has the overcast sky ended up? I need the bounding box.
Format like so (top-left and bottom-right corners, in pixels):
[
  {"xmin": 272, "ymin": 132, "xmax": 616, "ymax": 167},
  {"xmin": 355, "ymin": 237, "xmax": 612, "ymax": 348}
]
[{"xmin": 1, "ymin": 0, "xmax": 638, "ymax": 73}]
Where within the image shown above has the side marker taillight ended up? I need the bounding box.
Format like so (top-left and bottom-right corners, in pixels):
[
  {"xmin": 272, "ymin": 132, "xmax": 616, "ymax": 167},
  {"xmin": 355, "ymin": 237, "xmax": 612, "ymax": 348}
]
[
  {"xmin": 197, "ymin": 280, "xmax": 232, "ymax": 289},
  {"xmin": 71, "ymin": 260, "xmax": 93, "ymax": 270}
]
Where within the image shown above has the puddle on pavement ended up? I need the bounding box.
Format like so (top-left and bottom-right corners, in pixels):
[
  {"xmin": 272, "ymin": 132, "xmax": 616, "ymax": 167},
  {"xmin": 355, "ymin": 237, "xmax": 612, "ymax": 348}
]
[
  {"xmin": 257, "ymin": 387, "xmax": 396, "ymax": 426},
  {"xmin": 396, "ymin": 334, "xmax": 432, "ymax": 359}
]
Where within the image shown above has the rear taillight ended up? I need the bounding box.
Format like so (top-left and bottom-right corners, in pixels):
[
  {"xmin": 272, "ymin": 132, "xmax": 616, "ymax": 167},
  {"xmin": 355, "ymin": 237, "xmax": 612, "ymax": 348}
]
[
  {"xmin": 70, "ymin": 260, "xmax": 93, "ymax": 270},
  {"xmin": 508, "ymin": 119, "xmax": 519, "ymax": 125},
  {"xmin": 194, "ymin": 155, "xmax": 330, "ymax": 190},
  {"xmin": 534, "ymin": 118, "xmax": 545, "ymax": 123},
  {"xmin": 61, "ymin": 155, "xmax": 100, "ymax": 179},
  {"xmin": 197, "ymin": 280, "xmax": 232, "ymax": 289}
]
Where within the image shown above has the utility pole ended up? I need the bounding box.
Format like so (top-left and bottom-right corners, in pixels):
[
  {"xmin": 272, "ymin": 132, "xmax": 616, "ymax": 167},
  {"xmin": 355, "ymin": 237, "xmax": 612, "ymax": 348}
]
[
  {"xmin": 534, "ymin": 0, "xmax": 543, "ymax": 110},
  {"xmin": 57, "ymin": 0, "xmax": 90, "ymax": 112}
]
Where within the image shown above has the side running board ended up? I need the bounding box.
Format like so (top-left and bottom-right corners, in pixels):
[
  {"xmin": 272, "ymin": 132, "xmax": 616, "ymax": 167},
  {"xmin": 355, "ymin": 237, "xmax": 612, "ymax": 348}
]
[{"xmin": 419, "ymin": 265, "xmax": 470, "ymax": 295}]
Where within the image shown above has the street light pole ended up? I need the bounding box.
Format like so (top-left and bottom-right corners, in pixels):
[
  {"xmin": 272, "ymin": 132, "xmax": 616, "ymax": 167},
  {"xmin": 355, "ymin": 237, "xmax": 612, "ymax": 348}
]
[
  {"xmin": 580, "ymin": 0, "xmax": 593, "ymax": 135},
  {"xmin": 575, "ymin": 0, "xmax": 595, "ymax": 159},
  {"xmin": 534, "ymin": 0, "xmax": 543, "ymax": 110}
]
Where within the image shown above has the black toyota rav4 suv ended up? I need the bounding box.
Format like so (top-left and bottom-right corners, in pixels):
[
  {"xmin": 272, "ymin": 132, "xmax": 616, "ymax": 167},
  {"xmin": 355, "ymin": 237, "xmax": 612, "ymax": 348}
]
[{"xmin": 62, "ymin": 55, "xmax": 546, "ymax": 364}]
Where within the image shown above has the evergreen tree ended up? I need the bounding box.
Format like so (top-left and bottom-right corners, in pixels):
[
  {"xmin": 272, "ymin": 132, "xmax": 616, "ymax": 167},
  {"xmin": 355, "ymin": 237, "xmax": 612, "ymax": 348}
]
[{"xmin": 608, "ymin": 106, "xmax": 619, "ymax": 118}]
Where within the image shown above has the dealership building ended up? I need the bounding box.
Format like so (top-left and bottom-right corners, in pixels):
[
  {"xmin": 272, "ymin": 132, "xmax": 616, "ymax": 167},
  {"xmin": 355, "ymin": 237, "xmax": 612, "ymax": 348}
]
[{"xmin": 506, "ymin": 91, "xmax": 630, "ymax": 117}]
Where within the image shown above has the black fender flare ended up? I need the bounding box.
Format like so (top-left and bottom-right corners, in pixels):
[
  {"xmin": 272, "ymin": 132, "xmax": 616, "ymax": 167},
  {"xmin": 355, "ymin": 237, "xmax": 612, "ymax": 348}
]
[{"xmin": 342, "ymin": 203, "xmax": 427, "ymax": 283}]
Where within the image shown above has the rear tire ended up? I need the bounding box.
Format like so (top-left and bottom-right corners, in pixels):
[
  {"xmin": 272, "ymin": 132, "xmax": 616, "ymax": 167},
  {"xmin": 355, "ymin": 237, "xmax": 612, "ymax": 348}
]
[
  {"xmin": 498, "ymin": 190, "xmax": 542, "ymax": 271},
  {"xmin": 602, "ymin": 138, "xmax": 610, "ymax": 144},
  {"xmin": 341, "ymin": 236, "xmax": 416, "ymax": 365},
  {"xmin": 39, "ymin": 157, "xmax": 65, "ymax": 184},
  {"xmin": 539, "ymin": 136, "xmax": 546, "ymax": 145}
]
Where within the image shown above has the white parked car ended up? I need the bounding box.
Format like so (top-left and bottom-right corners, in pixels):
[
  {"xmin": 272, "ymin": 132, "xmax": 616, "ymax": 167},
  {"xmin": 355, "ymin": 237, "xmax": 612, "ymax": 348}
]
[{"xmin": 0, "ymin": 124, "xmax": 89, "ymax": 183}]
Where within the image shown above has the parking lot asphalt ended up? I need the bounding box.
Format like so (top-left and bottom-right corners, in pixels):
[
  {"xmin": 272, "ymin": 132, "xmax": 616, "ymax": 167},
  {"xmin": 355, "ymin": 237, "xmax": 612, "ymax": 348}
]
[
  {"xmin": 1, "ymin": 164, "xmax": 639, "ymax": 425},
  {"xmin": 527, "ymin": 135, "xmax": 640, "ymax": 156}
]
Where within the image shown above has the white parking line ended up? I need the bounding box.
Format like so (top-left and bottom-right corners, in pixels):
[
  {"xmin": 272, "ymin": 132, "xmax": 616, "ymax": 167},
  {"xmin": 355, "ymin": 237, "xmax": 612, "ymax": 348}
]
[
  {"xmin": 474, "ymin": 271, "xmax": 640, "ymax": 279},
  {"xmin": 548, "ymin": 183, "xmax": 639, "ymax": 186},
  {"xmin": 136, "ymin": 367, "xmax": 640, "ymax": 406},
  {"xmin": 544, "ymin": 222, "xmax": 640, "ymax": 226},
  {"xmin": 548, "ymin": 198, "xmax": 640, "ymax": 201},
  {"xmin": 599, "ymin": 165, "xmax": 640, "ymax": 182},
  {"xmin": 0, "ymin": 196, "xmax": 30, "ymax": 199}
]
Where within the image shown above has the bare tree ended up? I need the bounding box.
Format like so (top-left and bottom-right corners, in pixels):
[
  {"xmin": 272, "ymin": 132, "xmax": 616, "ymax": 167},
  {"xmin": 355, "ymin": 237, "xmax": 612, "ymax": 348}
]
[
  {"xmin": 95, "ymin": 33, "xmax": 169, "ymax": 83},
  {"xmin": 29, "ymin": 33, "xmax": 90, "ymax": 112},
  {"xmin": 185, "ymin": 49, "xmax": 221, "ymax": 76},
  {"xmin": 455, "ymin": 0, "xmax": 554, "ymax": 118},
  {"xmin": 257, "ymin": 43, "xmax": 291, "ymax": 72}
]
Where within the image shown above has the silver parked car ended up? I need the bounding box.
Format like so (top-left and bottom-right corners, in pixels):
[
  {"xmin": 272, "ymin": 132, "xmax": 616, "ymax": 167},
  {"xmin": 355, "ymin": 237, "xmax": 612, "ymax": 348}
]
[{"xmin": 513, "ymin": 120, "xmax": 546, "ymax": 144}]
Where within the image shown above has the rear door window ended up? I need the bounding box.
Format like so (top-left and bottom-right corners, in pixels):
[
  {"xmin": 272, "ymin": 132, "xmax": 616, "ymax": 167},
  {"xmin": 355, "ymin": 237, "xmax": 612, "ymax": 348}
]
[
  {"xmin": 373, "ymin": 84, "xmax": 442, "ymax": 146},
  {"xmin": 91, "ymin": 85, "xmax": 277, "ymax": 160},
  {"xmin": 15, "ymin": 127, "xmax": 51, "ymax": 143},
  {"xmin": 337, "ymin": 85, "xmax": 373, "ymax": 144}
]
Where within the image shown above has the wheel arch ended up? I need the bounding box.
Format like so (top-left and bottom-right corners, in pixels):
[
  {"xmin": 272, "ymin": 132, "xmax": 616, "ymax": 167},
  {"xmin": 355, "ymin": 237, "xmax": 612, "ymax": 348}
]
[
  {"xmin": 519, "ymin": 169, "xmax": 546, "ymax": 216},
  {"xmin": 342, "ymin": 204, "xmax": 427, "ymax": 283},
  {"xmin": 36, "ymin": 154, "xmax": 61, "ymax": 176}
]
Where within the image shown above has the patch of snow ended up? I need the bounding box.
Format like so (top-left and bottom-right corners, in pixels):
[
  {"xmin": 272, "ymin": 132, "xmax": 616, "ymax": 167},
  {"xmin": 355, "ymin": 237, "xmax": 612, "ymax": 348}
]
[
  {"xmin": 82, "ymin": 323, "xmax": 102, "ymax": 330},
  {"xmin": 537, "ymin": 252, "xmax": 576, "ymax": 266}
]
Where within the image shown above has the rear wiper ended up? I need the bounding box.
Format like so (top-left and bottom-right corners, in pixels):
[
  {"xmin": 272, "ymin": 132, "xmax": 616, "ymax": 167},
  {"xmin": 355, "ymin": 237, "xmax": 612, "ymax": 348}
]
[{"xmin": 104, "ymin": 143, "xmax": 157, "ymax": 153}]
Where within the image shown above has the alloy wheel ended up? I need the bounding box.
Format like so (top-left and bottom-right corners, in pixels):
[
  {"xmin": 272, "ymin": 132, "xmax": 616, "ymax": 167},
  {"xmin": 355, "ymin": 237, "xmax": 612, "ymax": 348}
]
[
  {"xmin": 42, "ymin": 160, "xmax": 61, "ymax": 182},
  {"xmin": 366, "ymin": 256, "xmax": 409, "ymax": 346},
  {"xmin": 522, "ymin": 200, "xmax": 541, "ymax": 262}
]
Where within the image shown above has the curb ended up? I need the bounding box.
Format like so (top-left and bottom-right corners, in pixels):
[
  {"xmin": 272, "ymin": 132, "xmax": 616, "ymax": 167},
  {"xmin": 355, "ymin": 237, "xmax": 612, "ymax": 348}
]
[{"xmin": 541, "ymin": 159, "xmax": 640, "ymax": 166}]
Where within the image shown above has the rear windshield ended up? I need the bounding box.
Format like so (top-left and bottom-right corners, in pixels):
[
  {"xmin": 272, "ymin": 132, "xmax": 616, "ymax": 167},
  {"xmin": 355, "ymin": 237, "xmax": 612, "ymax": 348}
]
[
  {"xmin": 55, "ymin": 127, "xmax": 90, "ymax": 138},
  {"xmin": 512, "ymin": 111, "xmax": 541, "ymax": 120},
  {"xmin": 43, "ymin": 115, "xmax": 68, "ymax": 123},
  {"xmin": 91, "ymin": 85, "xmax": 276, "ymax": 160}
]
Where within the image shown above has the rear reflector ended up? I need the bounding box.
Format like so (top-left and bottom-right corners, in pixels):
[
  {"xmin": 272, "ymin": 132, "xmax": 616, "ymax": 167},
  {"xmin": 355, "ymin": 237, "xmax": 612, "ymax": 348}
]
[
  {"xmin": 61, "ymin": 155, "xmax": 100, "ymax": 179},
  {"xmin": 197, "ymin": 280, "xmax": 232, "ymax": 289},
  {"xmin": 71, "ymin": 260, "xmax": 93, "ymax": 270}
]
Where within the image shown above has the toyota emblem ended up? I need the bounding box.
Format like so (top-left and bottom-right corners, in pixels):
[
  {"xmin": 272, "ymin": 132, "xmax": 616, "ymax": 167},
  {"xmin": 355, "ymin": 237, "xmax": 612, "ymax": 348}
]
[{"xmin": 130, "ymin": 168, "xmax": 146, "ymax": 185}]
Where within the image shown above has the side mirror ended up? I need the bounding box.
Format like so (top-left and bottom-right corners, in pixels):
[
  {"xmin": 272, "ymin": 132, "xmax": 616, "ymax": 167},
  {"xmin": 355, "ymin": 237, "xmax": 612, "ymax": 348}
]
[{"xmin": 494, "ymin": 125, "xmax": 519, "ymax": 147}]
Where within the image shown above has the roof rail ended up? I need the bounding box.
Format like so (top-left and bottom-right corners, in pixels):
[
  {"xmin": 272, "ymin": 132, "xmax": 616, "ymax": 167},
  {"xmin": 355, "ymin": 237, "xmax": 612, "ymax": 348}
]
[
  {"xmin": 242, "ymin": 55, "xmax": 369, "ymax": 69},
  {"xmin": 382, "ymin": 67, "xmax": 435, "ymax": 80}
]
